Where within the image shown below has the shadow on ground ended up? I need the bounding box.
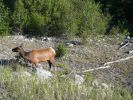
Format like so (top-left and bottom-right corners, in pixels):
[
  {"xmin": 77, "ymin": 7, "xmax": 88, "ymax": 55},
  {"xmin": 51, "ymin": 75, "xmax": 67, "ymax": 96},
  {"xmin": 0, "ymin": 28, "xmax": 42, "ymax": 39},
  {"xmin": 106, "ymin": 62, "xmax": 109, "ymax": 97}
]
[{"xmin": 0, "ymin": 58, "xmax": 16, "ymax": 66}]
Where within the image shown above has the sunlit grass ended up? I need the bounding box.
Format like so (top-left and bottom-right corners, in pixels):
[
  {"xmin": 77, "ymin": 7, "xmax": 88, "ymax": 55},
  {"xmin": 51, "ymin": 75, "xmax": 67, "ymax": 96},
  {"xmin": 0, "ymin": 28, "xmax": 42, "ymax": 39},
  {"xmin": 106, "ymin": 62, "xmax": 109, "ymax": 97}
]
[{"xmin": 0, "ymin": 64, "xmax": 132, "ymax": 100}]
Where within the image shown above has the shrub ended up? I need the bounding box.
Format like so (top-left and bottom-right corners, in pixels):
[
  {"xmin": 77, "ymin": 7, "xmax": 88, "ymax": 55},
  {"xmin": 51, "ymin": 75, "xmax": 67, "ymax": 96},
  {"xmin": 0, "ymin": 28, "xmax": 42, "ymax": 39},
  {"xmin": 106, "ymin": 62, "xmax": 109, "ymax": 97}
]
[
  {"xmin": 11, "ymin": 0, "xmax": 28, "ymax": 32},
  {"xmin": 0, "ymin": 0, "xmax": 111, "ymax": 38},
  {"xmin": 47, "ymin": 0, "xmax": 78, "ymax": 37},
  {"xmin": 77, "ymin": 0, "xmax": 111, "ymax": 43},
  {"xmin": 0, "ymin": 1, "xmax": 10, "ymax": 36},
  {"xmin": 56, "ymin": 43, "xmax": 68, "ymax": 57},
  {"xmin": 25, "ymin": 12, "xmax": 45, "ymax": 36}
]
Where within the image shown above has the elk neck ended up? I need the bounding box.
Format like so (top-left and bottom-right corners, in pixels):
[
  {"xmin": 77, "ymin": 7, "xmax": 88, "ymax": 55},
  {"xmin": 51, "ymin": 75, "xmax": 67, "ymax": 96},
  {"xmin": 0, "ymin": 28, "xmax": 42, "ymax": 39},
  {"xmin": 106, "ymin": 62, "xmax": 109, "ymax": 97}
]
[{"xmin": 19, "ymin": 48, "xmax": 27, "ymax": 59}]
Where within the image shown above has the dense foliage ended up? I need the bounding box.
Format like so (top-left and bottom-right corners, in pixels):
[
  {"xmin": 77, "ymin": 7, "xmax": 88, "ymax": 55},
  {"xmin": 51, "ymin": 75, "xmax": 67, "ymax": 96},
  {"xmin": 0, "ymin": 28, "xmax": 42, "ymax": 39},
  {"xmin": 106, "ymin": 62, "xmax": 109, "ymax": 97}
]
[
  {"xmin": 56, "ymin": 43, "xmax": 68, "ymax": 57},
  {"xmin": 95, "ymin": 0, "xmax": 133, "ymax": 35},
  {"xmin": 0, "ymin": 1, "xmax": 10, "ymax": 36},
  {"xmin": 0, "ymin": 0, "xmax": 109, "ymax": 38},
  {"xmin": 0, "ymin": 0, "xmax": 133, "ymax": 38}
]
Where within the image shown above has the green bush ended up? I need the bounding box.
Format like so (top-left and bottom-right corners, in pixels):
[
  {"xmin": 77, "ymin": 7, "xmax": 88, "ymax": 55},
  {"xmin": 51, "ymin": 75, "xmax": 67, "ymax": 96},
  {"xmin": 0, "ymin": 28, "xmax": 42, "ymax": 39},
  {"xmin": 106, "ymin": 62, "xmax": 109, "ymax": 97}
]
[
  {"xmin": 56, "ymin": 43, "xmax": 68, "ymax": 57},
  {"xmin": 0, "ymin": 1, "xmax": 10, "ymax": 36},
  {"xmin": 26, "ymin": 12, "xmax": 45, "ymax": 36},
  {"xmin": 1, "ymin": 0, "xmax": 133, "ymax": 37},
  {"xmin": 46, "ymin": 0, "xmax": 78, "ymax": 36},
  {"xmin": 22, "ymin": 0, "xmax": 50, "ymax": 36},
  {"xmin": 10, "ymin": 0, "xmax": 28, "ymax": 35},
  {"xmin": 77, "ymin": 0, "xmax": 111, "ymax": 43},
  {"xmin": 0, "ymin": 0, "xmax": 111, "ymax": 38}
]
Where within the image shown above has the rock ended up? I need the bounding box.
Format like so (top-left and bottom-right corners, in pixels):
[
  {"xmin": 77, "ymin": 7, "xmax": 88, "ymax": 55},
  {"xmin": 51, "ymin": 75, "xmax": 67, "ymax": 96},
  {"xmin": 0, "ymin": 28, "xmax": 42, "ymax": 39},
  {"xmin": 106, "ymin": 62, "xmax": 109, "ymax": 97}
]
[
  {"xmin": 101, "ymin": 83, "xmax": 109, "ymax": 89},
  {"xmin": 65, "ymin": 43, "xmax": 74, "ymax": 47},
  {"xmin": 21, "ymin": 71, "xmax": 32, "ymax": 77},
  {"xmin": 36, "ymin": 68, "xmax": 53, "ymax": 80},
  {"xmin": 12, "ymin": 71, "xmax": 31, "ymax": 78},
  {"xmin": 11, "ymin": 35, "xmax": 35, "ymax": 42},
  {"xmin": 24, "ymin": 38, "xmax": 35, "ymax": 42},
  {"xmin": 89, "ymin": 39, "xmax": 93, "ymax": 42},
  {"xmin": 42, "ymin": 37, "xmax": 52, "ymax": 41},
  {"xmin": 98, "ymin": 40, "xmax": 101, "ymax": 42},
  {"xmin": 71, "ymin": 41, "xmax": 82, "ymax": 45},
  {"xmin": 92, "ymin": 79, "xmax": 99, "ymax": 86},
  {"xmin": 65, "ymin": 40, "xmax": 82, "ymax": 47},
  {"xmin": 12, "ymin": 35, "xmax": 25, "ymax": 40},
  {"xmin": 128, "ymin": 50, "xmax": 133, "ymax": 54},
  {"xmin": 74, "ymin": 74, "xmax": 84, "ymax": 85},
  {"xmin": 128, "ymin": 83, "xmax": 133, "ymax": 93}
]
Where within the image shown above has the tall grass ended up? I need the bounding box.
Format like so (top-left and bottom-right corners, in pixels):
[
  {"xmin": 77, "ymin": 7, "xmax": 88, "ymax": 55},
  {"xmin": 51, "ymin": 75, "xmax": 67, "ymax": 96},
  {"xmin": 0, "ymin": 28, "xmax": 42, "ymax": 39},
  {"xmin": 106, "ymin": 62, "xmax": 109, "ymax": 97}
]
[{"xmin": 0, "ymin": 65, "xmax": 132, "ymax": 100}]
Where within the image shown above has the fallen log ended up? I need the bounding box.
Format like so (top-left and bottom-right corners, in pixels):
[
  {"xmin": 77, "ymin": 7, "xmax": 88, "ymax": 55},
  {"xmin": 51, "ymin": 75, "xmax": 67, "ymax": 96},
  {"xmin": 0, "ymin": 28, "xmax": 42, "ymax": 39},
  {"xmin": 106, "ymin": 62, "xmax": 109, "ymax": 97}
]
[
  {"xmin": 104, "ymin": 55, "xmax": 133, "ymax": 66},
  {"xmin": 82, "ymin": 65, "xmax": 110, "ymax": 73},
  {"xmin": 82, "ymin": 55, "xmax": 133, "ymax": 73}
]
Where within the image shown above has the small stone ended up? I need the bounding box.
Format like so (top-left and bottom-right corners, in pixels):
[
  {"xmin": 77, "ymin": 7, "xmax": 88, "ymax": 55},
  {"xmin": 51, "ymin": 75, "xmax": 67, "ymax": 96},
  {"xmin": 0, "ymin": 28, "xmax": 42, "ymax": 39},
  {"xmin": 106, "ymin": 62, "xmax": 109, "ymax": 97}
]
[
  {"xmin": 36, "ymin": 68, "xmax": 53, "ymax": 80},
  {"xmin": 101, "ymin": 83, "xmax": 109, "ymax": 89},
  {"xmin": 128, "ymin": 50, "xmax": 133, "ymax": 54},
  {"xmin": 75, "ymin": 74, "xmax": 84, "ymax": 85},
  {"xmin": 65, "ymin": 43, "xmax": 74, "ymax": 47},
  {"xmin": 42, "ymin": 37, "xmax": 52, "ymax": 41},
  {"xmin": 92, "ymin": 79, "xmax": 99, "ymax": 86}
]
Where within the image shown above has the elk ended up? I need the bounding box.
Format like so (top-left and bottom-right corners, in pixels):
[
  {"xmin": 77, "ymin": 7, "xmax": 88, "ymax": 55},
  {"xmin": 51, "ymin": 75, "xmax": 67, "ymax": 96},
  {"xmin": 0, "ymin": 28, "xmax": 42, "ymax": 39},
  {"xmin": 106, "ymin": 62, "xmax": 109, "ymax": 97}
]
[{"xmin": 12, "ymin": 44, "xmax": 56, "ymax": 71}]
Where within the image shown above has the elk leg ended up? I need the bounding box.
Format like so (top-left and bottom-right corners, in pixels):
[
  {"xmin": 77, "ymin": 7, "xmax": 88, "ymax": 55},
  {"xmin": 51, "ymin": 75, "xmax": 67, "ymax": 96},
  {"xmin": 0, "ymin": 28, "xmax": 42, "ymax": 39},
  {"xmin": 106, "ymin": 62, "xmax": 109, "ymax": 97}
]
[
  {"xmin": 50, "ymin": 57, "xmax": 55, "ymax": 70},
  {"xmin": 32, "ymin": 64, "xmax": 37, "ymax": 72},
  {"xmin": 47, "ymin": 60, "xmax": 52, "ymax": 71}
]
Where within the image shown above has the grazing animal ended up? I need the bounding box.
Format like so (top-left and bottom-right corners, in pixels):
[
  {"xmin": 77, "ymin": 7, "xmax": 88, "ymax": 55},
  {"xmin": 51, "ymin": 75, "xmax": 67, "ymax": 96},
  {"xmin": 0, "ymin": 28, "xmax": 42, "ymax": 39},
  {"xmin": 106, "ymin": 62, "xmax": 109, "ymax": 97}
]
[{"xmin": 12, "ymin": 44, "xmax": 56, "ymax": 71}]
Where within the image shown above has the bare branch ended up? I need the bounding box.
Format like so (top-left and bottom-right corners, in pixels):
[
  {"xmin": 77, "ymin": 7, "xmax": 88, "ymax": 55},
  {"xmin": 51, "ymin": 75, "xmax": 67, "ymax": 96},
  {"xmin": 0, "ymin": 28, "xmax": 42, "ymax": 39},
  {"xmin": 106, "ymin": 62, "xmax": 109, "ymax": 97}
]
[
  {"xmin": 119, "ymin": 42, "xmax": 130, "ymax": 49},
  {"xmin": 82, "ymin": 65, "xmax": 110, "ymax": 73},
  {"xmin": 82, "ymin": 55, "xmax": 133, "ymax": 73},
  {"xmin": 104, "ymin": 55, "xmax": 133, "ymax": 66}
]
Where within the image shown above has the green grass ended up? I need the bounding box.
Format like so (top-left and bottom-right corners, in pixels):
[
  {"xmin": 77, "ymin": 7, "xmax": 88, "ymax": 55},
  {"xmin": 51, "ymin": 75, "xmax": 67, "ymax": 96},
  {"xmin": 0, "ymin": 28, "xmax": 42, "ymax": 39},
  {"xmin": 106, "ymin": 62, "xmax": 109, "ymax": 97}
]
[{"xmin": 0, "ymin": 64, "xmax": 132, "ymax": 100}]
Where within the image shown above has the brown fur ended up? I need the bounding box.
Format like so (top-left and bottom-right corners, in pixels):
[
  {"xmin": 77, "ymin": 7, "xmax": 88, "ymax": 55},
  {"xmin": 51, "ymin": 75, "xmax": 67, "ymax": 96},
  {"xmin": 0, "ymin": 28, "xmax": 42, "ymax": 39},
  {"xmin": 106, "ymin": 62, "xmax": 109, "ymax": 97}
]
[{"xmin": 12, "ymin": 45, "xmax": 55, "ymax": 70}]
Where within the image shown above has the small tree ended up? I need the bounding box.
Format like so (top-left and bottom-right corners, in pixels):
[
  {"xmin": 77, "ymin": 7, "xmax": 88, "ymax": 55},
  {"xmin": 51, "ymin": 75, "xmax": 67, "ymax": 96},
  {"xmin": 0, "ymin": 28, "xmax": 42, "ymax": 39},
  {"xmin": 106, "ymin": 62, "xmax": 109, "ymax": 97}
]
[
  {"xmin": 56, "ymin": 43, "xmax": 68, "ymax": 57},
  {"xmin": 26, "ymin": 12, "xmax": 45, "ymax": 36},
  {"xmin": 0, "ymin": 1, "xmax": 10, "ymax": 36},
  {"xmin": 77, "ymin": 0, "xmax": 110, "ymax": 43},
  {"xmin": 11, "ymin": 0, "xmax": 28, "ymax": 32}
]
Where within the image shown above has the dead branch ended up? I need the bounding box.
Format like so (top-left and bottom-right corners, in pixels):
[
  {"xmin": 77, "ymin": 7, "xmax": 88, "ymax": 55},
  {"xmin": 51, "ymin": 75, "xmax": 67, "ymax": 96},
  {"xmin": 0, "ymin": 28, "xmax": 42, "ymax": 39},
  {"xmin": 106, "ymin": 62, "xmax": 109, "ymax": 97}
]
[
  {"xmin": 104, "ymin": 55, "xmax": 133, "ymax": 66},
  {"xmin": 119, "ymin": 42, "xmax": 130, "ymax": 49},
  {"xmin": 82, "ymin": 55, "xmax": 133, "ymax": 73},
  {"xmin": 82, "ymin": 65, "xmax": 110, "ymax": 73}
]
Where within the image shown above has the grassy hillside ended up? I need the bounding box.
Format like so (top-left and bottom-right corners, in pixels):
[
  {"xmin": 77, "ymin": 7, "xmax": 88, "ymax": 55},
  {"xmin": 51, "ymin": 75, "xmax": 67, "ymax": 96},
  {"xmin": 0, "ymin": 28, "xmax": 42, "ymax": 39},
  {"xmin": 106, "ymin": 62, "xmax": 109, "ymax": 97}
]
[
  {"xmin": 1, "ymin": 0, "xmax": 133, "ymax": 99},
  {"xmin": 0, "ymin": 35, "xmax": 133, "ymax": 99},
  {"xmin": 0, "ymin": 65, "xmax": 132, "ymax": 100}
]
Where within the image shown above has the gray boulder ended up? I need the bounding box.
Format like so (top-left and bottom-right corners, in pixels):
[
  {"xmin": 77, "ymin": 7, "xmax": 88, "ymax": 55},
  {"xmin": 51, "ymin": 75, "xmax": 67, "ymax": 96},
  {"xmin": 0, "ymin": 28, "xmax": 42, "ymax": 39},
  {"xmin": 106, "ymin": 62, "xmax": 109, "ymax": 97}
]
[
  {"xmin": 65, "ymin": 43, "xmax": 74, "ymax": 47},
  {"xmin": 42, "ymin": 37, "xmax": 52, "ymax": 41},
  {"xmin": 36, "ymin": 68, "xmax": 53, "ymax": 80},
  {"xmin": 74, "ymin": 74, "xmax": 84, "ymax": 85}
]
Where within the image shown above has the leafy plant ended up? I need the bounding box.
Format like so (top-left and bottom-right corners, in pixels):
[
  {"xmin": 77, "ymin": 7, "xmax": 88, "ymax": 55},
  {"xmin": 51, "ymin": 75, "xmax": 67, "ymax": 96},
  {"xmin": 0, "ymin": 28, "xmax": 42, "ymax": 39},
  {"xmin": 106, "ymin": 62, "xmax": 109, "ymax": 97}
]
[
  {"xmin": 0, "ymin": 1, "xmax": 10, "ymax": 36},
  {"xmin": 11, "ymin": 0, "xmax": 28, "ymax": 32},
  {"xmin": 56, "ymin": 43, "xmax": 68, "ymax": 57}
]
